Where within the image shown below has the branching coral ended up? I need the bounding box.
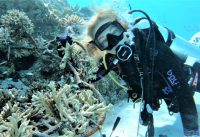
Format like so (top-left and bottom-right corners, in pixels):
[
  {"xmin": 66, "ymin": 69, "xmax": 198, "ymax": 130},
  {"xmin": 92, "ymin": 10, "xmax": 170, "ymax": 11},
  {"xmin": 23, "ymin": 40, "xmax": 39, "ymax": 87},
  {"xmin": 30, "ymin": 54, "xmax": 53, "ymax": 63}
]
[
  {"xmin": 59, "ymin": 42, "xmax": 71, "ymax": 69},
  {"xmin": 32, "ymin": 91, "xmax": 57, "ymax": 118},
  {"xmin": 60, "ymin": 42, "xmax": 98, "ymax": 82},
  {"xmin": 0, "ymin": 101, "xmax": 20, "ymax": 120},
  {"xmin": 40, "ymin": 0, "xmax": 87, "ymax": 37},
  {"xmin": 73, "ymin": 44, "xmax": 98, "ymax": 81},
  {"xmin": 0, "ymin": 9, "xmax": 34, "ymax": 37},
  {"xmin": 0, "ymin": 113, "xmax": 32, "ymax": 137},
  {"xmin": 31, "ymin": 81, "xmax": 112, "ymax": 136},
  {"xmin": 0, "ymin": 9, "xmax": 36, "ymax": 59},
  {"xmin": 55, "ymin": 40, "xmax": 98, "ymax": 83},
  {"xmin": 0, "ymin": 81, "xmax": 112, "ymax": 137},
  {"xmin": 0, "ymin": 89, "xmax": 18, "ymax": 112},
  {"xmin": 0, "ymin": 27, "xmax": 12, "ymax": 45},
  {"xmin": 42, "ymin": 0, "xmax": 85, "ymax": 26},
  {"xmin": 60, "ymin": 14, "xmax": 86, "ymax": 27}
]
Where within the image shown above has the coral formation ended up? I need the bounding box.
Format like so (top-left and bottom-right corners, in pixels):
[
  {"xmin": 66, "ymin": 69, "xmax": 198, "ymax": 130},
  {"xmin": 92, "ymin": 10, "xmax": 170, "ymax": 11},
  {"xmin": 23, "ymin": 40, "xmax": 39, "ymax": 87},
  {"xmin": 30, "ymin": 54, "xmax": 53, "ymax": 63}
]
[
  {"xmin": 0, "ymin": 27, "xmax": 11, "ymax": 45},
  {"xmin": 0, "ymin": 1, "xmax": 127, "ymax": 136},
  {"xmin": 0, "ymin": 82, "xmax": 112, "ymax": 137},
  {"xmin": 0, "ymin": 113, "xmax": 33, "ymax": 137},
  {"xmin": 60, "ymin": 14, "xmax": 86, "ymax": 27},
  {"xmin": 0, "ymin": 0, "xmax": 61, "ymax": 39},
  {"xmin": 0, "ymin": 9, "xmax": 34, "ymax": 37},
  {"xmin": 94, "ymin": 72, "xmax": 127, "ymax": 104},
  {"xmin": 0, "ymin": 9, "xmax": 36, "ymax": 59},
  {"xmin": 69, "ymin": 42, "xmax": 99, "ymax": 82}
]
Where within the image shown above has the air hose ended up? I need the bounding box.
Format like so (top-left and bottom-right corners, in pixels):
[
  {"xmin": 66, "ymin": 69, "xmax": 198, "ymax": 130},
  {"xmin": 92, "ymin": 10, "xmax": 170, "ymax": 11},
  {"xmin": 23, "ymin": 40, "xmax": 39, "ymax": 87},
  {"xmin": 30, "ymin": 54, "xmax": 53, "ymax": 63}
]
[{"xmin": 103, "ymin": 52, "xmax": 129, "ymax": 91}]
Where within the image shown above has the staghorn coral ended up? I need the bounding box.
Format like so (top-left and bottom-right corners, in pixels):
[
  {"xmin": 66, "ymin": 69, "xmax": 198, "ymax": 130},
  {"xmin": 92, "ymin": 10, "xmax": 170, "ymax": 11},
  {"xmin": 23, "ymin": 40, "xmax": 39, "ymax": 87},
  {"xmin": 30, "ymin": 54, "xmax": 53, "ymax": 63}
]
[
  {"xmin": 0, "ymin": 89, "xmax": 18, "ymax": 111},
  {"xmin": 0, "ymin": 113, "xmax": 33, "ymax": 137},
  {"xmin": 2, "ymin": 81, "xmax": 113, "ymax": 136},
  {"xmin": 77, "ymin": 89, "xmax": 98, "ymax": 105},
  {"xmin": 42, "ymin": 0, "xmax": 86, "ymax": 32},
  {"xmin": 0, "ymin": 101, "xmax": 20, "ymax": 120},
  {"xmin": 60, "ymin": 15, "xmax": 86, "ymax": 37},
  {"xmin": 68, "ymin": 42, "xmax": 98, "ymax": 82},
  {"xmin": 0, "ymin": 81, "xmax": 112, "ymax": 137},
  {"xmin": 42, "ymin": 0, "xmax": 80, "ymax": 21},
  {"xmin": 56, "ymin": 40, "xmax": 98, "ymax": 83},
  {"xmin": 41, "ymin": 0, "xmax": 87, "ymax": 37},
  {"xmin": 32, "ymin": 91, "xmax": 58, "ymax": 118},
  {"xmin": 59, "ymin": 42, "xmax": 72, "ymax": 70}
]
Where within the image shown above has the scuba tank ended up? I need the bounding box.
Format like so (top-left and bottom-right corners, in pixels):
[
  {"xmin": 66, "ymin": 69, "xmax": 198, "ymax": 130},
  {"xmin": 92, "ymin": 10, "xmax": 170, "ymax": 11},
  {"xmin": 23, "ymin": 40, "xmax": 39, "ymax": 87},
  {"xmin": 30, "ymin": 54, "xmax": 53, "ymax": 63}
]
[
  {"xmin": 133, "ymin": 18, "xmax": 200, "ymax": 93},
  {"xmin": 157, "ymin": 26, "xmax": 200, "ymax": 92},
  {"xmin": 133, "ymin": 18, "xmax": 200, "ymax": 67},
  {"xmin": 158, "ymin": 26, "xmax": 200, "ymax": 66}
]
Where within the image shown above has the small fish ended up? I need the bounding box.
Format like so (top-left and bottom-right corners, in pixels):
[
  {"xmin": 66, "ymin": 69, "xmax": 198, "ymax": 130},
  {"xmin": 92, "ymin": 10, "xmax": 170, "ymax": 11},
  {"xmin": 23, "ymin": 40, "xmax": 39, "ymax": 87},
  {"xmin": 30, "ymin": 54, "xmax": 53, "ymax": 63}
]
[
  {"xmin": 26, "ymin": 72, "xmax": 33, "ymax": 76},
  {"xmin": 3, "ymin": 70, "xmax": 9, "ymax": 75}
]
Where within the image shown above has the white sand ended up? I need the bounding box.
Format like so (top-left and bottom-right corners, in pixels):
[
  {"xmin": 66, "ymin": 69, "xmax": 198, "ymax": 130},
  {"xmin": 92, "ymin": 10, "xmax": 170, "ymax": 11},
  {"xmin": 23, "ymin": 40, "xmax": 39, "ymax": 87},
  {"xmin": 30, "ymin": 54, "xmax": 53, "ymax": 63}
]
[{"xmin": 92, "ymin": 92, "xmax": 200, "ymax": 137}]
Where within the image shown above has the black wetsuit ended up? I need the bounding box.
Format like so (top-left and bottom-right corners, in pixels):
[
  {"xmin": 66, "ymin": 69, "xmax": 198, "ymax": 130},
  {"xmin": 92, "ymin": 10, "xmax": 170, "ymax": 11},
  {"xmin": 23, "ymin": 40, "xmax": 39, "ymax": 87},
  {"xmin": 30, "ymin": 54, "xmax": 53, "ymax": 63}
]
[{"xmin": 92, "ymin": 24, "xmax": 199, "ymax": 136}]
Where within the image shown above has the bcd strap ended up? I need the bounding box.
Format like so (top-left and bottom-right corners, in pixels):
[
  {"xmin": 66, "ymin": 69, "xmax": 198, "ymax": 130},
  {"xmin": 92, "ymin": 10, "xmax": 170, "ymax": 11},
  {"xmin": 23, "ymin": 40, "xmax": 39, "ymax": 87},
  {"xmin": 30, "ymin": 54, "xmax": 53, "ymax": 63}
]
[{"xmin": 165, "ymin": 27, "xmax": 176, "ymax": 46}]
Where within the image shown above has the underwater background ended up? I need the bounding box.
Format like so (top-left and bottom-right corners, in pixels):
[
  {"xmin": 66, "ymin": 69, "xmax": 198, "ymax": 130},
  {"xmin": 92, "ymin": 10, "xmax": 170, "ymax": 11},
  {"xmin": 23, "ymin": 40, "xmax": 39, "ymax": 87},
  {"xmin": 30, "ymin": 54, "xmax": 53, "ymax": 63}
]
[
  {"xmin": 69, "ymin": 0, "xmax": 200, "ymax": 40},
  {"xmin": 0, "ymin": 0, "xmax": 200, "ymax": 137}
]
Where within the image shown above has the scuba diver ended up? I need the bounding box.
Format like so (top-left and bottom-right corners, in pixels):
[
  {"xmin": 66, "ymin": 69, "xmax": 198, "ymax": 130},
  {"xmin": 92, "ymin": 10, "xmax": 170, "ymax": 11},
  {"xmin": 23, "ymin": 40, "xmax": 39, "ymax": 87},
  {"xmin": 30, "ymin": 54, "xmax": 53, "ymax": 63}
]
[{"xmin": 85, "ymin": 9, "xmax": 200, "ymax": 137}]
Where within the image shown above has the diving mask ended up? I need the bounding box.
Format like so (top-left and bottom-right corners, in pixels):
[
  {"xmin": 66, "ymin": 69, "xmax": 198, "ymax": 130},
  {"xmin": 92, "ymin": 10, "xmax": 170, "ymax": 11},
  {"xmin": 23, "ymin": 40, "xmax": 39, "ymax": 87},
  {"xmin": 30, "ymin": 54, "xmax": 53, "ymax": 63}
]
[{"xmin": 91, "ymin": 20, "xmax": 126, "ymax": 51}]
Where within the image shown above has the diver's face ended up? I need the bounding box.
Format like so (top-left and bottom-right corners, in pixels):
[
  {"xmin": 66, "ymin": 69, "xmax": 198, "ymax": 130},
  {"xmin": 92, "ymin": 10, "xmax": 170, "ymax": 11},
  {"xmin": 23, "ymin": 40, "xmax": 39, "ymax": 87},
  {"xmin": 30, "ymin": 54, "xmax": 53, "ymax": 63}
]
[
  {"xmin": 97, "ymin": 25, "xmax": 123, "ymax": 52},
  {"xmin": 92, "ymin": 20, "xmax": 125, "ymax": 53}
]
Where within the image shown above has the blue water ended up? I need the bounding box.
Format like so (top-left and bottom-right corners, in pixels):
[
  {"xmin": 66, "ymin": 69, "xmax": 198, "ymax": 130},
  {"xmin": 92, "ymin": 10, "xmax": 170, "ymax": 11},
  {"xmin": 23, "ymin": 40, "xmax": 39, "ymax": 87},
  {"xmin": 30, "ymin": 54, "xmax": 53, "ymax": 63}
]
[{"xmin": 68, "ymin": 0, "xmax": 200, "ymax": 40}]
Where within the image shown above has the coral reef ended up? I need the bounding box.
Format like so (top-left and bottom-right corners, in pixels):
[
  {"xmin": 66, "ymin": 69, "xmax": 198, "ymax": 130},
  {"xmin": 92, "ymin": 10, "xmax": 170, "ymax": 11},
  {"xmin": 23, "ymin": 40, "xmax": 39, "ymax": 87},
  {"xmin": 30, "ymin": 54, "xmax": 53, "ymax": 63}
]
[
  {"xmin": 69, "ymin": 42, "xmax": 99, "ymax": 82},
  {"xmin": 0, "ymin": 1, "xmax": 127, "ymax": 136},
  {"xmin": 0, "ymin": 82, "xmax": 112, "ymax": 137},
  {"xmin": 0, "ymin": 113, "xmax": 33, "ymax": 137},
  {"xmin": 94, "ymin": 72, "xmax": 127, "ymax": 104},
  {"xmin": 0, "ymin": 9, "xmax": 36, "ymax": 59},
  {"xmin": 41, "ymin": 0, "xmax": 89, "ymax": 37},
  {"xmin": 0, "ymin": 0, "xmax": 93, "ymax": 39},
  {"xmin": 0, "ymin": 0, "xmax": 61, "ymax": 39},
  {"xmin": 1, "ymin": 9, "xmax": 34, "ymax": 37},
  {"xmin": 60, "ymin": 14, "xmax": 86, "ymax": 27}
]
